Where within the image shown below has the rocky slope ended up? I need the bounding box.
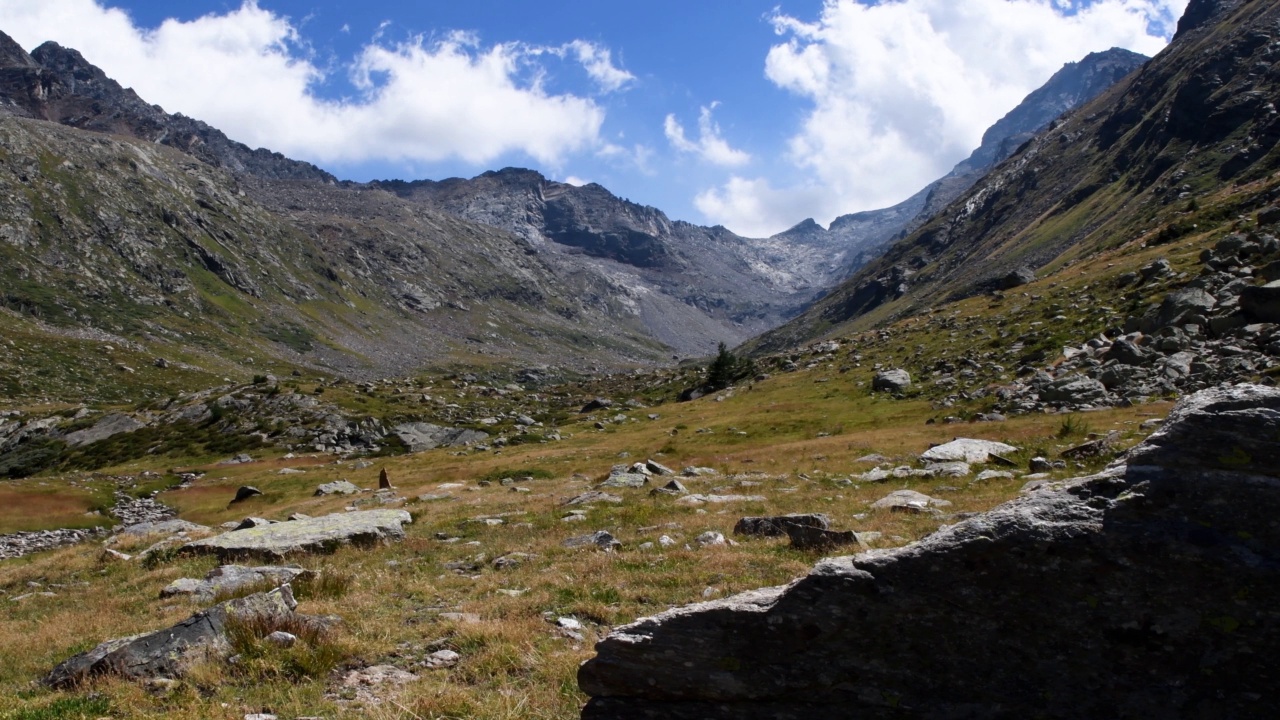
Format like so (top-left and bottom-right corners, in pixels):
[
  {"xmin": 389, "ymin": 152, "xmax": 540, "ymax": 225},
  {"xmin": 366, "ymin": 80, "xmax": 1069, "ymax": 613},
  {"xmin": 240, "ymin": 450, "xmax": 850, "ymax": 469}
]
[
  {"xmin": 579, "ymin": 384, "xmax": 1280, "ymax": 719},
  {"xmin": 749, "ymin": 0, "xmax": 1280, "ymax": 353},
  {"xmin": 769, "ymin": 47, "xmax": 1149, "ymax": 279},
  {"xmin": 376, "ymin": 169, "xmax": 818, "ymax": 351}
]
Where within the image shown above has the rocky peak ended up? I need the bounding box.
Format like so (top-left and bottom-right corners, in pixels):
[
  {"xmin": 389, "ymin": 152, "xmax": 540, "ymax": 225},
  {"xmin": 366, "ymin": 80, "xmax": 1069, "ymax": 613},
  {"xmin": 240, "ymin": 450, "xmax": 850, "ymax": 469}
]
[{"xmin": 0, "ymin": 30, "xmax": 36, "ymax": 69}]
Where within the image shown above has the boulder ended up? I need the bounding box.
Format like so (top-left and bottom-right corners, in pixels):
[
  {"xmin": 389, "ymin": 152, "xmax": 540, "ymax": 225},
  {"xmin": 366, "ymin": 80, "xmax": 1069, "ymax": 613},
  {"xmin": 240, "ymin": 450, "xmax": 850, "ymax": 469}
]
[
  {"xmin": 999, "ymin": 266, "xmax": 1036, "ymax": 289},
  {"xmin": 599, "ymin": 473, "xmax": 649, "ymax": 489},
  {"xmin": 63, "ymin": 413, "xmax": 144, "ymax": 447},
  {"xmin": 871, "ymin": 369, "xmax": 911, "ymax": 393},
  {"xmin": 182, "ymin": 510, "xmax": 412, "ymax": 561},
  {"xmin": 314, "ymin": 480, "xmax": 360, "ymax": 496},
  {"xmin": 47, "ymin": 586, "xmax": 299, "ymax": 688},
  {"xmin": 733, "ymin": 514, "xmax": 830, "ymax": 538},
  {"xmin": 785, "ymin": 525, "xmax": 859, "ymax": 552},
  {"xmin": 919, "ymin": 438, "xmax": 1018, "ymax": 464},
  {"xmin": 230, "ymin": 486, "xmax": 262, "ymax": 504},
  {"xmin": 1153, "ymin": 288, "xmax": 1216, "ymax": 328},
  {"xmin": 564, "ymin": 491, "xmax": 624, "ymax": 506},
  {"xmin": 160, "ymin": 565, "xmax": 313, "ymax": 602},
  {"xmin": 649, "ymin": 479, "xmax": 689, "ymax": 497},
  {"xmin": 1038, "ymin": 375, "xmax": 1108, "ymax": 404},
  {"xmin": 580, "ymin": 398, "xmax": 613, "ymax": 413},
  {"xmin": 116, "ymin": 519, "xmax": 209, "ymax": 537},
  {"xmin": 564, "ymin": 531, "xmax": 621, "ymax": 551},
  {"xmin": 391, "ymin": 422, "xmax": 488, "ymax": 453},
  {"xmin": 869, "ymin": 489, "xmax": 952, "ymax": 513},
  {"xmin": 1239, "ymin": 281, "xmax": 1280, "ymax": 323},
  {"xmin": 577, "ymin": 385, "xmax": 1280, "ymax": 719}
]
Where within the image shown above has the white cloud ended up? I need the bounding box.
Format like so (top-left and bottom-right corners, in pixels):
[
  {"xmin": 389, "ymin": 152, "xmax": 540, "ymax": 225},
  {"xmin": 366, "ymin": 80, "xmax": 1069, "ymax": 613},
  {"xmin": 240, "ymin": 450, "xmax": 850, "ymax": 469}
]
[
  {"xmin": 0, "ymin": 0, "xmax": 630, "ymax": 167},
  {"xmin": 697, "ymin": 0, "xmax": 1188, "ymax": 237},
  {"xmin": 664, "ymin": 102, "xmax": 751, "ymax": 167},
  {"xmin": 561, "ymin": 39, "xmax": 634, "ymax": 92}
]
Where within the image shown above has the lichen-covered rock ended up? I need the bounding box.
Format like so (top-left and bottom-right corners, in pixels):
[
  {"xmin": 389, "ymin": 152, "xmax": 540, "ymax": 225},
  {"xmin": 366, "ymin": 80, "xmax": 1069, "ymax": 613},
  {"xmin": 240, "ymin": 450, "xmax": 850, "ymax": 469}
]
[
  {"xmin": 391, "ymin": 422, "xmax": 488, "ymax": 453},
  {"xmin": 579, "ymin": 385, "xmax": 1280, "ymax": 719},
  {"xmin": 919, "ymin": 438, "xmax": 1017, "ymax": 463},
  {"xmin": 46, "ymin": 586, "xmax": 298, "ymax": 688},
  {"xmin": 182, "ymin": 510, "xmax": 411, "ymax": 561},
  {"xmin": 160, "ymin": 565, "xmax": 313, "ymax": 602}
]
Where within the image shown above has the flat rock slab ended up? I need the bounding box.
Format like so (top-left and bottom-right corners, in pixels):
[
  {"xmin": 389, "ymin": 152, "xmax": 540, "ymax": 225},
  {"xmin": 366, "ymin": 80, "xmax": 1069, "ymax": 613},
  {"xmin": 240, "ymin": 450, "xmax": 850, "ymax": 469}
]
[
  {"xmin": 599, "ymin": 473, "xmax": 650, "ymax": 489},
  {"xmin": 64, "ymin": 413, "xmax": 144, "ymax": 447},
  {"xmin": 870, "ymin": 489, "xmax": 951, "ymax": 513},
  {"xmin": 47, "ymin": 586, "xmax": 297, "ymax": 688},
  {"xmin": 161, "ymin": 565, "xmax": 313, "ymax": 602},
  {"xmin": 182, "ymin": 510, "xmax": 412, "ymax": 561},
  {"xmin": 315, "ymin": 480, "xmax": 360, "ymax": 496},
  {"xmin": 676, "ymin": 494, "xmax": 766, "ymax": 505},
  {"xmin": 920, "ymin": 438, "xmax": 1018, "ymax": 463},
  {"xmin": 115, "ymin": 519, "xmax": 209, "ymax": 537},
  {"xmin": 392, "ymin": 422, "xmax": 488, "ymax": 453}
]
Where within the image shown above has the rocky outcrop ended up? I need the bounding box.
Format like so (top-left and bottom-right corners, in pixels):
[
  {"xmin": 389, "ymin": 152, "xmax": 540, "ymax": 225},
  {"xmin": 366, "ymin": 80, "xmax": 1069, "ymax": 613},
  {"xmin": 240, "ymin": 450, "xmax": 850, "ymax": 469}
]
[
  {"xmin": 391, "ymin": 422, "xmax": 489, "ymax": 453},
  {"xmin": 182, "ymin": 509, "xmax": 412, "ymax": 561},
  {"xmin": 46, "ymin": 585, "xmax": 301, "ymax": 688},
  {"xmin": 578, "ymin": 385, "xmax": 1280, "ymax": 719}
]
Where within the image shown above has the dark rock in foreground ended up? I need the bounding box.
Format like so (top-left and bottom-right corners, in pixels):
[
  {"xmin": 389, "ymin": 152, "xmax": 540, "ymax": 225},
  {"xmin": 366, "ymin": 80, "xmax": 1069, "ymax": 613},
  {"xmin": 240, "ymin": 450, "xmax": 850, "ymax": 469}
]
[
  {"xmin": 47, "ymin": 586, "xmax": 299, "ymax": 688},
  {"xmin": 578, "ymin": 385, "xmax": 1280, "ymax": 719}
]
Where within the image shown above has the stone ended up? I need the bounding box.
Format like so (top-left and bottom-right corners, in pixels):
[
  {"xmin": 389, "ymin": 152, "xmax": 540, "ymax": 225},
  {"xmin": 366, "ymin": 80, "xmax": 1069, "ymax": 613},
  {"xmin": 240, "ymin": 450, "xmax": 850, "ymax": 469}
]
[
  {"xmin": 1103, "ymin": 337, "xmax": 1152, "ymax": 366},
  {"xmin": 732, "ymin": 514, "xmax": 830, "ymax": 538},
  {"xmin": 116, "ymin": 519, "xmax": 209, "ymax": 537},
  {"xmin": 676, "ymin": 494, "xmax": 766, "ymax": 505},
  {"xmin": 234, "ymin": 517, "xmax": 273, "ymax": 530},
  {"xmin": 425, "ymin": 649, "xmax": 461, "ymax": 668},
  {"xmin": 47, "ymin": 587, "xmax": 299, "ymax": 688},
  {"xmin": 264, "ymin": 631, "xmax": 296, "ymax": 648},
  {"xmin": 378, "ymin": 468, "xmax": 392, "ymax": 490},
  {"xmin": 391, "ymin": 422, "xmax": 488, "ymax": 452},
  {"xmin": 919, "ymin": 438, "xmax": 1018, "ymax": 464},
  {"xmin": 870, "ymin": 489, "xmax": 951, "ymax": 513},
  {"xmin": 230, "ymin": 486, "xmax": 262, "ymax": 504},
  {"xmin": 315, "ymin": 480, "xmax": 360, "ymax": 496},
  {"xmin": 974, "ymin": 470, "xmax": 1015, "ymax": 482},
  {"xmin": 564, "ymin": 531, "xmax": 621, "ymax": 551},
  {"xmin": 182, "ymin": 510, "xmax": 412, "ymax": 561},
  {"xmin": 581, "ymin": 397, "xmax": 613, "ymax": 413},
  {"xmin": 1240, "ymin": 281, "xmax": 1280, "ymax": 323},
  {"xmin": 1038, "ymin": 375, "xmax": 1108, "ymax": 404},
  {"xmin": 564, "ymin": 491, "xmax": 624, "ymax": 506},
  {"xmin": 1154, "ymin": 288, "xmax": 1217, "ymax": 328},
  {"xmin": 160, "ymin": 565, "xmax": 313, "ymax": 602},
  {"xmin": 63, "ymin": 413, "xmax": 144, "ymax": 447},
  {"xmin": 599, "ymin": 473, "xmax": 649, "ymax": 489},
  {"xmin": 645, "ymin": 459, "xmax": 676, "ymax": 476},
  {"xmin": 999, "ymin": 266, "xmax": 1036, "ymax": 289},
  {"xmin": 649, "ymin": 479, "xmax": 689, "ymax": 497},
  {"xmin": 578, "ymin": 385, "xmax": 1280, "ymax": 719},
  {"xmin": 926, "ymin": 461, "xmax": 971, "ymax": 478},
  {"xmin": 785, "ymin": 525, "xmax": 859, "ymax": 552},
  {"xmin": 694, "ymin": 531, "xmax": 727, "ymax": 548},
  {"xmin": 871, "ymin": 369, "xmax": 911, "ymax": 393}
]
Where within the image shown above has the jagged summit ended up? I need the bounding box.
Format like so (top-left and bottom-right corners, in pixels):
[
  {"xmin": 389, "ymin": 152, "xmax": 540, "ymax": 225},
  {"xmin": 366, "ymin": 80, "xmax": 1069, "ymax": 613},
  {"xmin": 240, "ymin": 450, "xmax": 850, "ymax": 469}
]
[{"xmin": 0, "ymin": 29, "xmax": 333, "ymax": 182}]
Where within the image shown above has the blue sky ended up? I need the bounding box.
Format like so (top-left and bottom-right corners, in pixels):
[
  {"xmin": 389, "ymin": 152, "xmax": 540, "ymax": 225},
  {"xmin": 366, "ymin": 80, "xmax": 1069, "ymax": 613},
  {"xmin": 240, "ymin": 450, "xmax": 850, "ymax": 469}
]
[{"xmin": 2, "ymin": 0, "xmax": 1187, "ymax": 236}]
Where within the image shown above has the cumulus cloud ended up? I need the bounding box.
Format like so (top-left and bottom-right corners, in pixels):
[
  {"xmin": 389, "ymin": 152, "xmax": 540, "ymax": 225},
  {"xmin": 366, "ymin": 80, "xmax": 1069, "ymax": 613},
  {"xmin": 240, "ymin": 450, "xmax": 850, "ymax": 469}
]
[
  {"xmin": 664, "ymin": 102, "xmax": 751, "ymax": 167},
  {"xmin": 697, "ymin": 0, "xmax": 1188, "ymax": 237},
  {"xmin": 0, "ymin": 0, "xmax": 631, "ymax": 167}
]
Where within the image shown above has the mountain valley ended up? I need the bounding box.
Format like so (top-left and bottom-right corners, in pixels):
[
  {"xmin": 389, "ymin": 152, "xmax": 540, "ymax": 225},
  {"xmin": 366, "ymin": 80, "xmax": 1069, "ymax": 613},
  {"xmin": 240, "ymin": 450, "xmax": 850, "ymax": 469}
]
[{"xmin": 3, "ymin": 0, "xmax": 1280, "ymax": 718}]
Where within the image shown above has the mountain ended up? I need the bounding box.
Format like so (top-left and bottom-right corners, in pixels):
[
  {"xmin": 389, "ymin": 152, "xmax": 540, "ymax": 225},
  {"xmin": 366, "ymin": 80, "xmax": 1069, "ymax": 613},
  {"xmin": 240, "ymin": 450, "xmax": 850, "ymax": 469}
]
[
  {"xmin": 371, "ymin": 170, "xmax": 822, "ymax": 352},
  {"xmin": 749, "ymin": 0, "xmax": 1280, "ymax": 353},
  {"xmin": 773, "ymin": 47, "xmax": 1149, "ymax": 279}
]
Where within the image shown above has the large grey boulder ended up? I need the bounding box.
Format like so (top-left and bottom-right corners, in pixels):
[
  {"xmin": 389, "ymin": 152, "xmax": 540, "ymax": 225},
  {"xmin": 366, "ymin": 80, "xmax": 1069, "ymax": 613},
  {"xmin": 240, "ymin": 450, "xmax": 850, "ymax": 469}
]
[
  {"xmin": 47, "ymin": 586, "xmax": 298, "ymax": 688},
  {"xmin": 871, "ymin": 369, "xmax": 911, "ymax": 393},
  {"xmin": 391, "ymin": 422, "xmax": 488, "ymax": 453},
  {"xmin": 182, "ymin": 509, "xmax": 412, "ymax": 561},
  {"xmin": 1038, "ymin": 374, "xmax": 1108, "ymax": 404},
  {"xmin": 314, "ymin": 480, "xmax": 361, "ymax": 496},
  {"xmin": 1240, "ymin": 280, "xmax": 1280, "ymax": 323},
  {"xmin": 579, "ymin": 385, "xmax": 1280, "ymax": 719},
  {"xmin": 63, "ymin": 413, "xmax": 144, "ymax": 447},
  {"xmin": 161, "ymin": 565, "xmax": 313, "ymax": 602},
  {"xmin": 919, "ymin": 438, "xmax": 1017, "ymax": 463}
]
